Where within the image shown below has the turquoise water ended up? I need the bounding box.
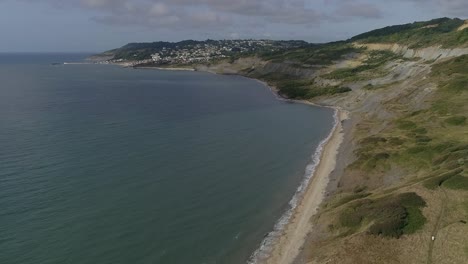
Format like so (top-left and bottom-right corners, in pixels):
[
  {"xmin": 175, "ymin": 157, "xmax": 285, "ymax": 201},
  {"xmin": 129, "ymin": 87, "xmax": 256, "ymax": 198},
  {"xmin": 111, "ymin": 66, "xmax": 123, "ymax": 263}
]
[{"xmin": 0, "ymin": 54, "xmax": 334, "ymax": 264}]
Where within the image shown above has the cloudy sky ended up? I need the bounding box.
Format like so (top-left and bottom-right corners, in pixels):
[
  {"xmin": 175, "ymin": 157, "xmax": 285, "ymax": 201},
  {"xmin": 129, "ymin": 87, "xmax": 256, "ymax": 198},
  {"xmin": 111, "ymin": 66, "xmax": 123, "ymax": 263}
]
[{"xmin": 0, "ymin": 0, "xmax": 466, "ymax": 52}]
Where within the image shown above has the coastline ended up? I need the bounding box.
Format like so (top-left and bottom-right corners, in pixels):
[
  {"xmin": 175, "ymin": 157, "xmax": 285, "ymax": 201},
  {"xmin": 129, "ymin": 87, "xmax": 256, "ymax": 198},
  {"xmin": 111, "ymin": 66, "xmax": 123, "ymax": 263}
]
[
  {"xmin": 106, "ymin": 62, "xmax": 347, "ymax": 264},
  {"xmin": 134, "ymin": 66, "xmax": 195, "ymax": 71},
  {"xmin": 247, "ymin": 88, "xmax": 348, "ymax": 263},
  {"xmin": 265, "ymin": 109, "xmax": 347, "ymax": 264}
]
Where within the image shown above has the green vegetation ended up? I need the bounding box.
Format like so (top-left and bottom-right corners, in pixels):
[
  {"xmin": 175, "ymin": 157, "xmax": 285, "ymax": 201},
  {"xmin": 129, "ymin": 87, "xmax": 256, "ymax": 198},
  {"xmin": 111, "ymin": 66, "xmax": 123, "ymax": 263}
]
[
  {"xmin": 432, "ymin": 55, "xmax": 468, "ymax": 77},
  {"xmin": 339, "ymin": 192, "xmax": 426, "ymax": 238},
  {"xmin": 324, "ymin": 51, "xmax": 400, "ymax": 81},
  {"xmin": 261, "ymin": 42, "xmax": 361, "ymax": 66},
  {"xmin": 363, "ymin": 81, "xmax": 403, "ymax": 90},
  {"xmin": 413, "ymin": 127, "xmax": 428, "ymax": 134},
  {"xmin": 352, "ymin": 119, "xmax": 467, "ymax": 174},
  {"xmin": 423, "ymin": 168, "xmax": 464, "ymax": 189},
  {"xmin": 445, "ymin": 116, "xmax": 467, "ymax": 126},
  {"xmin": 397, "ymin": 120, "xmax": 417, "ymax": 130},
  {"xmin": 351, "ymin": 55, "xmax": 468, "ymax": 176},
  {"xmin": 350, "ymin": 18, "xmax": 468, "ymax": 48},
  {"xmin": 442, "ymin": 76, "xmax": 468, "ymax": 93},
  {"xmin": 332, "ymin": 192, "xmax": 371, "ymax": 209},
  {"xmin": 252, "ymin": 73, "xmax": 351, "ymax": 99},
  {"xmin": 431, "ymin": 55, "xmax": 468, "ymax": 95},
  {"xmin": 402, "ymin": 206, "xmax": 427, "ymax": 234},
  {"xmin": 443, "ymin": 175, "xmax": 468, "ymax": 190}
]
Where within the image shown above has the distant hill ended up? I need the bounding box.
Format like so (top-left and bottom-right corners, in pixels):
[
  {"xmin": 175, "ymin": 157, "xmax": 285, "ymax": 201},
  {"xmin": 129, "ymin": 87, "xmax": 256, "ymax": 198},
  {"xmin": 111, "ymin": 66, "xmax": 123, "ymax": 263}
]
[
  {"xmin": 349, "ymin": 17, "xmax": 468, "ymax": 48},
  {"xmin": 93, "ymin": 17, "xmax": 467, "ymax": 64}
]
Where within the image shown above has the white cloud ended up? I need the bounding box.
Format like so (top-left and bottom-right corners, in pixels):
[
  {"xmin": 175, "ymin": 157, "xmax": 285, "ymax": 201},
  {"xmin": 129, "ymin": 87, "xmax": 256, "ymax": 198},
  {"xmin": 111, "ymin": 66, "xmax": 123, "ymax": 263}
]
[{"xmin": 149, "ymin": 2, "xmax": 169, "ymax": 16}]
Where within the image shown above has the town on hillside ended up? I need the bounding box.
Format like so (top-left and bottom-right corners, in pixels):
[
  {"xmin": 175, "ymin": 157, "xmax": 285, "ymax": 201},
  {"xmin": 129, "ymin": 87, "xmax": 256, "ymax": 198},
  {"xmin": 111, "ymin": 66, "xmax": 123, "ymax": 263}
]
[{"xmin": 101, "ymin": 39, "xmax": 308, "ymax": 66}]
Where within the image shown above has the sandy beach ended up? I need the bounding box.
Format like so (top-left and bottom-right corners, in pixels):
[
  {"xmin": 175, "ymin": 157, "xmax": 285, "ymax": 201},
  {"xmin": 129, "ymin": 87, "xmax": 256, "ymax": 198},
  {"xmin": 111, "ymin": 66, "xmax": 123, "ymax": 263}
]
[{"xmin": 260, "ymin": 108, "xmax": 348, "ymax": 264}]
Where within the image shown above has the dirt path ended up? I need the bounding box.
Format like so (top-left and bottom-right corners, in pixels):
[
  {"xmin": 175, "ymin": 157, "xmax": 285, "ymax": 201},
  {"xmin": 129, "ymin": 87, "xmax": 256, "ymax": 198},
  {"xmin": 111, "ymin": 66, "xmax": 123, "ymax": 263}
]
[{"xmin": 426, "ymin": 187, "xmax": 448, "ymax": 264}]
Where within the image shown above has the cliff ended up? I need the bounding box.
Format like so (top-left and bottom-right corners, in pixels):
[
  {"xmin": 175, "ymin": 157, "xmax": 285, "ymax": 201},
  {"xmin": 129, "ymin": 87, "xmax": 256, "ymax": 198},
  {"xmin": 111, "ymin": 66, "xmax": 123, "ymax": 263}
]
[
  {"xmin": 193, "ymin": 19, "xmax": 468, "ymax": 264},
  {"xmin": 99, "ymin": 17, "xmax": 468, "ymax": 263}
]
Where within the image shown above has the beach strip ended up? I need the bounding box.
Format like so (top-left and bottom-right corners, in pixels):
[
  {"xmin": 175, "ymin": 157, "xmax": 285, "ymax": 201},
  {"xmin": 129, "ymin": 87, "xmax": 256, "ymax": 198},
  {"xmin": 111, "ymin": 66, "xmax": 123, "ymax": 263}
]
[{"xmin": 263, "ymin": 108, "xmax": 348, "ymax": 264}]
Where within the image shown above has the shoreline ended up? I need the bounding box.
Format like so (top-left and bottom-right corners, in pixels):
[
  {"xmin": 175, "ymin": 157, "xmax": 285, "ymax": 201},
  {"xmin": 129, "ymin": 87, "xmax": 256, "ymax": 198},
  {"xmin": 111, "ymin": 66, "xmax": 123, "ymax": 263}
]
[
  {"xmin": 247, "ymin": 84, "xmax": 348, "ymax": 263},
  {"xmin": 107, "ymin": 62, "xmax": 347, "ymax": 263},
  {"xmin": 263, "ymin": 109, "xmax": 347, "ymax": 264},
  {"xmin": 134, "ymin": 66, "xmax": 195, "ymax": 71}
]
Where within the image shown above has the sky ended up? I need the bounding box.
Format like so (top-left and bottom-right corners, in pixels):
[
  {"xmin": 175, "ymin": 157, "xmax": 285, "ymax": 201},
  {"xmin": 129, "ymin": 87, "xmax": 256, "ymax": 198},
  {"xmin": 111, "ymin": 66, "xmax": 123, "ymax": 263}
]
[{"xmin": 0, "ymin": 0, "xmax": 466, "ymax": 52}]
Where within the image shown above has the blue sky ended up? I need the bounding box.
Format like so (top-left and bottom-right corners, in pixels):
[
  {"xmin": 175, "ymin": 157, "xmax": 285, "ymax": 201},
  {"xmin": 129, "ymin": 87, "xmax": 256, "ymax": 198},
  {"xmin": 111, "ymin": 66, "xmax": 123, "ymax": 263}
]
[{"xmin": 0, "ymin": 0, "xmax": 466, "ymax": 52}]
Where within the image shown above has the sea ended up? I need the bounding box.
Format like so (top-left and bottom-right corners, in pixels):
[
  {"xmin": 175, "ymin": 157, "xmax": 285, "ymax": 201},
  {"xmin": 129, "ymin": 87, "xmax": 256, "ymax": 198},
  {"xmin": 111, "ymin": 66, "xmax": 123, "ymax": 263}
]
[{"xmin": 0, "ymin": 53, "xmax": 335, "ymax": 264}]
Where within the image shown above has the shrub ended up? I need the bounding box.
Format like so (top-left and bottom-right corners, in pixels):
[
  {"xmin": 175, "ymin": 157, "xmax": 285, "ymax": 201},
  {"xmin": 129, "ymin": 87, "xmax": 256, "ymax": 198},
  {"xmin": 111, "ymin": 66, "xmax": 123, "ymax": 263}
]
[
  {"xmin": 423, "ymin": 168, "xmax": 464, "ymax": 189},
  {"xmin": 360, "ymin": 136, "xmax": 387, "ymax": 145},
  {"xmin": 339, "ymin": 193, "xmax": 426, "ymax": 238},
  {"xmin": 415, "ymin": 136, "xmax": 432, "ymax": 143},
  {"xmin": 389, "ymin": 137, "xmax": 405, "ymax": 146},
  {"xmin": 375, "ymin": 153, "xmax": 391, "ymax": 160},
  {"xmin": 364, "ymin": 153, "xmax": 390, "ymax": 169},
  {"xmin": 443, "ymin": 175, "xmax": 468, "ymax": 190},
  {"xmin": 403, "ymin": 206, "xmax": 427, "ymax": 234},
  {"xmin": 369, "ymin": 211, "xmax": 406, "ymax": 238},
  {"xmin": 445, "ymin": 116, "xmax": 466, "ymax": 126},
  {"xmin": 407, "ymin": 146, "xmax": 427, "ymax": 154},
  {"xmin": 413, "ymin": 127, "xmax": 428, "ymax": 134},
  {"xmin": 397, "ymin": 120, "xmax": 417, "ymax": 130},
  {"xmin": 442, "ymin": 76, "xmax": 468, "ymax": 93}
]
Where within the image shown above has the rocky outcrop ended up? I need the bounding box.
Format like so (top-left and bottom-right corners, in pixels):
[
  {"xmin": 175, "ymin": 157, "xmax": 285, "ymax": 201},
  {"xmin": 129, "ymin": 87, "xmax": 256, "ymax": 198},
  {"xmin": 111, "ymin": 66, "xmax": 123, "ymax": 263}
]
[{"xmin": 457, "ymin": 20, "xmax": 468, "ymax": 31}]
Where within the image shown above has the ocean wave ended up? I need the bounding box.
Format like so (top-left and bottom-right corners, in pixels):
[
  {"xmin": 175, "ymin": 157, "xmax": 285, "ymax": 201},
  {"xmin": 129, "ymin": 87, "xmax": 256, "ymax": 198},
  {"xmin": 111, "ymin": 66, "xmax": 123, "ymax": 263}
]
[{"xmin": 247, "ymin": 108, "xmax": 339, "ymax": 264}]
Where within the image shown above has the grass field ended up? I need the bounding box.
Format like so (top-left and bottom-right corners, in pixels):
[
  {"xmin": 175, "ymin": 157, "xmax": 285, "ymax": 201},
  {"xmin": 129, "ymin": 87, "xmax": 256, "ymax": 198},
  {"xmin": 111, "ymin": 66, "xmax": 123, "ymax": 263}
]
[{"xmin": 303, "ymin": 46, "xmax": 468, "ymax": 263}]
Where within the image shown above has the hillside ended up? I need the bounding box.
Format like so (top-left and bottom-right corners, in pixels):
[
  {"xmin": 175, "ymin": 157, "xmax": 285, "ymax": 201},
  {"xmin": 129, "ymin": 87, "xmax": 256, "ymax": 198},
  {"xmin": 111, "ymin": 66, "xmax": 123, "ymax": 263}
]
[
  {"xmin": 194, "ymin": 18, "xmax": 468, "ymax": 264},
  {"xmin": 98, "ymin": 17, "xmax": 468, "ymax": 263},
  {"xmin": 90, "ymin": 39, "xmax": 308, "ymax": 63},
  {"xmin": 350, "ymin": 17, "xmax": 468, "ymax": 49}
]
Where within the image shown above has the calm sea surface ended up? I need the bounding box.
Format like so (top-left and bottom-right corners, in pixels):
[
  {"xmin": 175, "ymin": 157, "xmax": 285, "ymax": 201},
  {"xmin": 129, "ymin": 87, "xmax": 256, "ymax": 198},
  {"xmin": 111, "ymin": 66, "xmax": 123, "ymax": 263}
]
[{"xmin": 0, "ymin": 53, "xmax": 334, "ymax": 264}]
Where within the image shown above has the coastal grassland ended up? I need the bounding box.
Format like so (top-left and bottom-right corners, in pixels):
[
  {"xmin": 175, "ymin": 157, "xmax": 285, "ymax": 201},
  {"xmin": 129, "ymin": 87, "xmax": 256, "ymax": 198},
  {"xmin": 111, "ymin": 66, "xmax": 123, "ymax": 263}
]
[
  {"xmin": 350, "ymin": 17, "xmax": 468, "ymax": 49},
  {"xmin": 260, "ymin": 42, "xmax": 362, "ymax": 66},
  {"xmin": 362, "ymin": 80, "xmax": 404, "ymax": 90},
  {"xmin": 248, "ymin": 72, "xmax": 351, "ymax": 99},
  {"xmin": 337, "ymin": 192, "xmax": 426, "ymax": 238},
  {"xmin": 349, "ymin": 55, "xmax": 468, "ymax": 179},
  {"xmin": 239, "ymin": 42, "xmax": 371, "ymax": 99},
  {"xmin": 443, "ymin": 175, "xmax": 468, "ymax": 190},
  {"xmin": 323, "ymin": 50, "xmax": 401, "ymax": 82},
  {"xmin": 303, "ymin": 49, "xmax": 468, "ymax": 263}
]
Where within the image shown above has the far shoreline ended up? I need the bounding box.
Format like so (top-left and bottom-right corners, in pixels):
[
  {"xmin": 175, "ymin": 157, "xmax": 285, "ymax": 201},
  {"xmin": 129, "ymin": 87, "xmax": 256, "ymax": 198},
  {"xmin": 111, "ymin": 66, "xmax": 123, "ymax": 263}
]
[{"xmin": 134, "ymin": 66, "xmax": 195, "ymax": 71}]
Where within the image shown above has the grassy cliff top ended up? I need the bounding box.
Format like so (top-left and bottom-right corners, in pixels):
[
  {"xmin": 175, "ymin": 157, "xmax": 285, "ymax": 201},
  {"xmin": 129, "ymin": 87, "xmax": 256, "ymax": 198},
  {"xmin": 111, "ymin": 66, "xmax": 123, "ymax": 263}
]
[
  {"xmin": 350, "ymin": 17, "xmax": 468, "ymax": 48},
  {"xmin": 96, "ymin": 17, "xmax": 468, "ymax": 62}
]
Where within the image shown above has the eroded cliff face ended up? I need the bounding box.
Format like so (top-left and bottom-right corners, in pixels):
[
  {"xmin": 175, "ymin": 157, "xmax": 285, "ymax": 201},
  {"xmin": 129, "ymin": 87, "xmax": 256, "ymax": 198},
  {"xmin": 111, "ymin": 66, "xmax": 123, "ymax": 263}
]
[
  {"xmin": 196, "ymin": 42, "xmax": 468, "ymax": 81},
  {"xmin": 202, "ymin": 45, "xmax": 468, "ymax": 264},
  {"xmin": 195, "ymin": 57, "xmax": 321, "ymax": 78},
  {"xmin": 354, "ymin": 43, "xmax": 468, "ymax": 61},
  {"xmin": 301, "ymin": 56, "xmax": 468, "ymax": 263}
]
